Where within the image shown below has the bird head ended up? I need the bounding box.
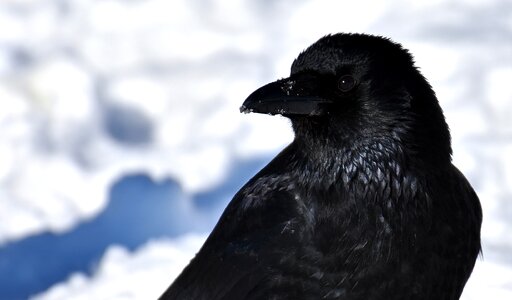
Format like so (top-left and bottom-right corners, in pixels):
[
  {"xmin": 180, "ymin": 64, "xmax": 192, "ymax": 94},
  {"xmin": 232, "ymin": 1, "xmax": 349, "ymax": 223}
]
[{"xmin": 241, "ymin": 33, "xmax": 452, "ymax": 164}]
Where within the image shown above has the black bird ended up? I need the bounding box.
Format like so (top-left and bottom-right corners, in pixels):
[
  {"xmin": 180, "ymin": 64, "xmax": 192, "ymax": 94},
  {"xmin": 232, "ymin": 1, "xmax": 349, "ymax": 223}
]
[{"xmin": 160, "ymin": 33, "xmax": 482, "ymax": 300}]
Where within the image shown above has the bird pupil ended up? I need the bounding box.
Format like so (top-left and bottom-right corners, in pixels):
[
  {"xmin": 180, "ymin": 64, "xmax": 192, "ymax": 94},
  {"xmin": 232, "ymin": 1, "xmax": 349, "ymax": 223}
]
[{"xmin": 338, "ymin": 75, "xmax": 355, "ymax": 92}]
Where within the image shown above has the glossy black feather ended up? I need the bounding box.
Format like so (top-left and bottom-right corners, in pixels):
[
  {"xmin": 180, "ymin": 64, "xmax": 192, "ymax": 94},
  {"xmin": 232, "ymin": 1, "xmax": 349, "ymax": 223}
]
[{"xmin": 160, "ymin": 33, "xmax": 482, "ymax": 300}]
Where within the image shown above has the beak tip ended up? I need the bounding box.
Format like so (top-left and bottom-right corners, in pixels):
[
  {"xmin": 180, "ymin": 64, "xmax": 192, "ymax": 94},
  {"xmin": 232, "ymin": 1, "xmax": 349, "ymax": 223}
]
[{"xmin": 239, "ymin": 104, "xmax": 252, "ymax": 114}]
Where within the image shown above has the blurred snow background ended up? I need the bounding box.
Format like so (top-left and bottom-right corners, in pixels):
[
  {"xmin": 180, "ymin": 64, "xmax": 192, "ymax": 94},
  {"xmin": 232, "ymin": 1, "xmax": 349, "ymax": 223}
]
[{"xmin": 0, "ymin": 0, "xmax": 510, "ymax": 299}]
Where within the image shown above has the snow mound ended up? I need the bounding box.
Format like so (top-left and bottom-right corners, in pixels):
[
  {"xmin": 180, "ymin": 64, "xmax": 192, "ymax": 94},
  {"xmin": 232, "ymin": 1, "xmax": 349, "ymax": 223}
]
[{"xmin": 32, "ymin": 235, "xmax": 207, "ymax": 300}]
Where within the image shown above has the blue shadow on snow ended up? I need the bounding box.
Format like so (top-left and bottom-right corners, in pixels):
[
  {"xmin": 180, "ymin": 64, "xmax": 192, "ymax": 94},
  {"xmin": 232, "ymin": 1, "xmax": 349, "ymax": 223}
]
[{"xmin": 0, "ymin": 156, "xmax": 270, "ymax": 300}]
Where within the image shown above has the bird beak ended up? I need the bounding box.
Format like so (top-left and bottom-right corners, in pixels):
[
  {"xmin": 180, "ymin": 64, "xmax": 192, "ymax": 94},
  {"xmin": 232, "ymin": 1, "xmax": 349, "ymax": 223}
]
[{"xmin": 240, "ymin": 76, "xmax": 332, "ymax": 116}]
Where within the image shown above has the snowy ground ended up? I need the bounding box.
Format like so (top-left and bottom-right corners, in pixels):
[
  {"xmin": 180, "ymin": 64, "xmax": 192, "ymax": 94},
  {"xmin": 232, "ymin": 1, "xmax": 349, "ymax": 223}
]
[
  {"xmin": 0, "ymin": 0, "xmax": 510, "ymax": 299},
  {"xmin": 32, "ymin": 234, "xmax": 208, "ymax": 300}
]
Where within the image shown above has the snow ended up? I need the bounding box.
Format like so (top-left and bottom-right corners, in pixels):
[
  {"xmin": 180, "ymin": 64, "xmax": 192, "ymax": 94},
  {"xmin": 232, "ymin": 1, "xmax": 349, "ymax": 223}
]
[
  {"xmin": 32, "ymin": 235, "xmax": 207, "ymax": 300},
  {"xmin": 463, "ymin": 259, "xmax": 512, "ymax": 300},
  {"xmin": 0, "ymin": 0, "xmax": 295, "ymax": 243},
  {"xmin": 0, "ymin": 0, "xmax": 510, "ymax": 298}
]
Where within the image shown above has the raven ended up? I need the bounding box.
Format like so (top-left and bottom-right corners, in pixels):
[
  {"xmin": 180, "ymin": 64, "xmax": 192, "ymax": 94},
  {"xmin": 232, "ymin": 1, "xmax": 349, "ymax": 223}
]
[{"xmin": 160, "ymin": 33, "xmax": 482, "ymax": 300}]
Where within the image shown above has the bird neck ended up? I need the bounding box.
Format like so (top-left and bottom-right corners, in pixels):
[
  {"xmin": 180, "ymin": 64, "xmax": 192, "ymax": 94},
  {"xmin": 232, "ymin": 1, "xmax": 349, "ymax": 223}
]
[
  {"xmin": 290, "ymin": 111, "xmax": 451, "ymax": 189},
  {"xmin": 292, "ymin": 133, "xmax": 408, "ymax": 190}
]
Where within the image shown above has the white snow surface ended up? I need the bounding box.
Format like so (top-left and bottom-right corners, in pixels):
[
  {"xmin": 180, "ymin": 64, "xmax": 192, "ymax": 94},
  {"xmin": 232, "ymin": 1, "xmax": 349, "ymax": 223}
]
[
  {"xmin": 32, "ymin": 234, "xmax": 208, "ymax": 300},
  {"xmin": 0, "ymin": 0, "xmax": 511, "ymax": 298}
]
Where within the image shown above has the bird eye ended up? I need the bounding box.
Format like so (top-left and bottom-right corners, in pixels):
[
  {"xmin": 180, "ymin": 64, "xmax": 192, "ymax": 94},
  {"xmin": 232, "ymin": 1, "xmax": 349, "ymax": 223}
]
[{"xmin": 337, "ymin": 75, "xmax": 356, "ymax": 92}]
